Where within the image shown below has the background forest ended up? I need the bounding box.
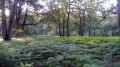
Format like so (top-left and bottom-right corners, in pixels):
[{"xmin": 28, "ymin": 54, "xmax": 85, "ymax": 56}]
[{"xmin": 0, "ymin": 0, "xmax": 119, "ymax": 39}]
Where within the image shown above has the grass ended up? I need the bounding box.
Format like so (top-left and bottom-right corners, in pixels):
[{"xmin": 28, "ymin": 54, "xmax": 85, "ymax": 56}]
[
  {"xmin": 0, "ymin": 36, "xmax": 120, "ymax": 67},
  {"xmin": 56, "ymin": 36, "xmax": 120, "ymax": 45}
]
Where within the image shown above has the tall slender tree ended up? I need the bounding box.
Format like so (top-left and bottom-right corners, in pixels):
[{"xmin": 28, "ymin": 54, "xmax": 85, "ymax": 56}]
[{"xmin": 117, "ymin": 0, "xmax": 120, "ymax": 36}]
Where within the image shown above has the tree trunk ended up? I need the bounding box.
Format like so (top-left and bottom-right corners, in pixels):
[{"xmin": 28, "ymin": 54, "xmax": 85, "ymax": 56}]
[
  {"xmin": 67, "ymin": 12, "xmax": 70, "ymax": 37},
  {"xmin": 112, "ymin": 26, "xmax": 114, "ymax": 36},
  {"xmin": 1, "ymin": 0, "xmax": 8, "ymax": 40},
  {"xmin": 117, "ymin": 0, "xmax": 120, "ymax": 37},
  {"xmin": 88, "ymin": 29, "xmax": 91, "ymax": 37},
  {"xmin": 62, "ymin": 13, "xmax": 65, "ymax": 37},
  {"xmin": 16, "ymin": 1, "xmax": 23, "ymax": 29},
  {"xmin": 93, "ymin": 29, "xmax": 96, "ymax": 36},
  {"xmin": 78, "ymin": 8, "xmax": 83, "ymax": 36},
  {"xmin": 82, "ymin": 10, "xmax": 85, "ymax": 36},
  {"xmin": 2, "ymin": 0, "xmax": 17, "ymax": 41},
  {"xmin": 15, "ymin": 1, "xmax": 23, "ymax": 37},
  {"xmin": 22, "ymin": 7, "xmax": 28, "ymax": 30},
  {"xmin": 79, "ymin": 16, "xmax": 83, "ymax": 36},
  {"xmin": 58, "ymin": 14, "xmax": 61, "ymax": 37},
  {"xmin": 66, "ymin": 0, "xmax": 70, "ymax": 37},
  {"xmin": 62, "ymin": 18, "xmax": 65, "ymax": 37},
  {"xmin": 7, "ymin": 0, "xmax": 18, "ymax": 40}
]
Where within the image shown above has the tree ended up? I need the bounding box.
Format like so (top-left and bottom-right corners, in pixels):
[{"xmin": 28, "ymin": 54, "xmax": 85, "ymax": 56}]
[
  {"xmin": 117, "ymin": 0, "xmax": 120, "ymax": 36},
  {"xmin": 1, "ymin": 0, "xmax": 18, "ymax": 40},
  {"xmin": 1, "ymin": 0, "xmax": 7, "ymax": 40},
  {"xmin": 1, "ymin": 0, "xmax": 41, "ymax": 40}
]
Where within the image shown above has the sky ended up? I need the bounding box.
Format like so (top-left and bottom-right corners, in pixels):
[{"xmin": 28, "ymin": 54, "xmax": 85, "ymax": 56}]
[{"xmin": 104, "ymin": 0, "xmax": 117, "ymax": 8}]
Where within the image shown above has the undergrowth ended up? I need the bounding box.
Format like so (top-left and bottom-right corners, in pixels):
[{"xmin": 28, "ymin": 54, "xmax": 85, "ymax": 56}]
[{"xmin": 0, "ymin": 36, "xmax": 120, "ymax": 67}]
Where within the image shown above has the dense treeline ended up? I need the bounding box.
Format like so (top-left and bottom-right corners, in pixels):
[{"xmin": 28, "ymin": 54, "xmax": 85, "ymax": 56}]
[{"xmin": 0, "ymin": 0, "xmax": 120, "ymax": 41}]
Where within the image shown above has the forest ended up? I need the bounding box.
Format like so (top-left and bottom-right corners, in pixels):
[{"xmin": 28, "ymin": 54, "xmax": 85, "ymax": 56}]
[{"xmin": 0, "ymin": 0, "xmax": 120, "ymax": 67}]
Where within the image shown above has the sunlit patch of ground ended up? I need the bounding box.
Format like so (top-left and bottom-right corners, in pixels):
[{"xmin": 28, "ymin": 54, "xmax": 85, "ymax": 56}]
[
  {"xmin": 12, "ymin": 37, "xmax": 34, "ymax": 43},
  {"xmin": 0, "ymin": 37, "xmax": 3, "ymax": 42}
]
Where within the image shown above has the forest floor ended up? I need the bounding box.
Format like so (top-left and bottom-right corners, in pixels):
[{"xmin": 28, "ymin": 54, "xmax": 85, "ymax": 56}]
[{"xmin": 0, "ymin": 36, "xmax": 120, "ymax": 67}]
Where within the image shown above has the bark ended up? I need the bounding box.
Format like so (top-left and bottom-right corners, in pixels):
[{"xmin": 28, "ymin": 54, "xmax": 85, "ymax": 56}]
[
  {"xmin": 16, "ymin": 9, "xmax": 18, "ymax": 27},
  {"xmin": 62, "ymin": 17, "xmax": 65, "ymax": 37},
  {"xmin": 66, "ymin": 0, "xmax": 70, "ymax": 37},
  {"xmin": 117, "ymin": 0, "xmax": 120, "ymax": 36},
  {"xmin": 93, "ymin": 29, "xmax": 96, "ymax": 36},
  {"xmin": 67, "ymin": 12, "xmax": 70, "ymax": 37},
  {"xmin": 88, "ymin": 29, "xmax": 91, "ymax": 37},
  {"xmin": 16, "ymin": 1, "xmax": 23, "ymax": 29},
  {"xmin": 22, "ymin": 7, "xmax": 28, "ymax": 30},
  {"xmin": 112, "ymin": 26, "xmax": 114, "ymax": 36},
  {"xmin": 79, "ymin": 15, "xmax": 83, "ymax": 36},
  {"xmin": 58, "ymin": 14, "xmax": 61, "ymax": 37},
  {"xmin": 78, "ymin": 8, "xmax": 83, "ymax": 36},
  {"xmin": 15, "ymin": 1, "xmax": 23, "ymax": 37},
  {"xmin": 2, "ymin": 0, "xmax": 17, "ymax": 41},
  {"xmin": 1, "ymin": 0, "xmax": 7, "ymax": 40},
  {"xmin": 82, "ymin": 10, "xmax": 85, "ymax": 36},
  {"xmin": 7, "ymin": 0, "xmax": 18, "ymax": 40}
]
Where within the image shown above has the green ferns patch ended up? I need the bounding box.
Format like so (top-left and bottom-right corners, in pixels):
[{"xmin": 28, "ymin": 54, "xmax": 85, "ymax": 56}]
[{"xmin": 0, "ymin": 36, "xmax": 120, "ymax": 67}]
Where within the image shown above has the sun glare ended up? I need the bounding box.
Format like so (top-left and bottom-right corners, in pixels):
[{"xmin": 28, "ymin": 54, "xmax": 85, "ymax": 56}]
[
  {"xmin": 5, "ymin": 9, "xmax": 10, "ymax": 15},
  {"xmin": 104, "ymin": 0, "xmax": 117, "ymax": 8}
]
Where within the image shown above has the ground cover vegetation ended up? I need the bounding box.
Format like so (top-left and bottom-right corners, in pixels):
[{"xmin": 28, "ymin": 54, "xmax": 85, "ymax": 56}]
[{"xmin": 0, "ymin": 36, "xmax": 120, "ymax": 67}]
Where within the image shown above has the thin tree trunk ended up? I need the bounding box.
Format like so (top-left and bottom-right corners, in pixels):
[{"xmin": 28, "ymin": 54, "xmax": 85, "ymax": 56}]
[
  {"xmin": 93, "ymin": 29, "xmax": 96, "ymax": 36},
  {"xmin": 82, "ymin": 10, "xmax": 85, "ymax": 36},
  {"xmin": 16, "ymin": 1, "xmax": 23, "ymax": 29},
  {"xmin": 78, "ymin": 8, "xmax": 83, "ymax": 36},
  {"xmin": 58, "ymin": 14, "xmax": 61, "ymax": 37},
  {"xmin": 15, "ymin": 1, "xmax": 23, "ymax": 37},
  {"xmin": 117, "ymin": 0, "xmax": 120, "ymax": 37},
  {"xmin": 67, "ymin": 12, "xmax": 70, "ymax": 37},
  {"xmin": 15, "ymin": 9, "xmax": 18, "ymax": 27},
  {"xmin": 66, "ymin": 0, "xmax": 70, "ymax": 37},
  {"xmin": 22, "ymin": 7, "xmax": 28, "ymax": 30},
  {"xmin": 88, "ymin": 29, "xmax": 91, "ymax": 37},
  {"xmin": 79, "ymin": 16, "xmax": 83, "ymax": 36},
  {"xmin": 62, "ymin": 18, "xmax": 65, "ymax": 37},
  {"xmin": 112, "ymin": 26, "xmax": 114, "ymax": 36}
]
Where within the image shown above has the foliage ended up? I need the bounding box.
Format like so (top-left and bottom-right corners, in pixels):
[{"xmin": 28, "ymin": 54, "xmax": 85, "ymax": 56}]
[
  {"xmin": 13, "ymin": 28, "xmax": 24, "ymax": 34},
  {"xmin": 0, "ymin": 36, "xmax": 120, "ymax": 67}
]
